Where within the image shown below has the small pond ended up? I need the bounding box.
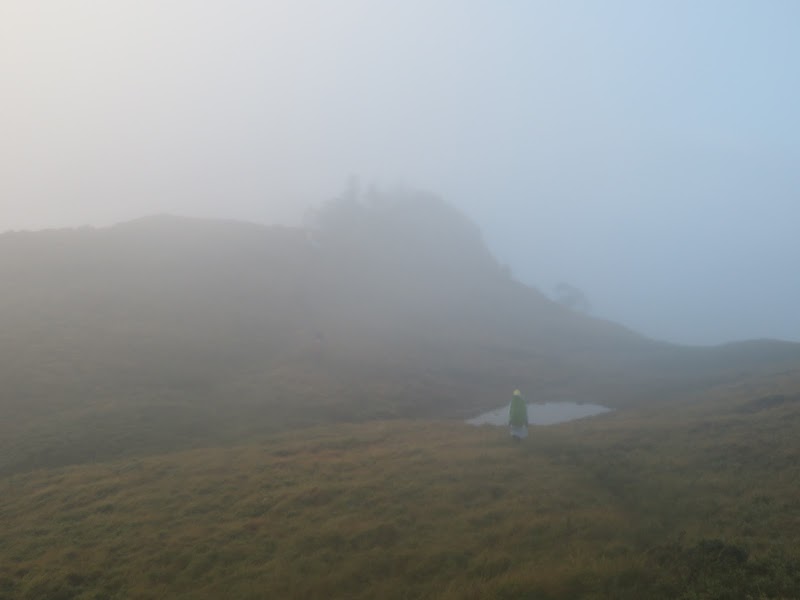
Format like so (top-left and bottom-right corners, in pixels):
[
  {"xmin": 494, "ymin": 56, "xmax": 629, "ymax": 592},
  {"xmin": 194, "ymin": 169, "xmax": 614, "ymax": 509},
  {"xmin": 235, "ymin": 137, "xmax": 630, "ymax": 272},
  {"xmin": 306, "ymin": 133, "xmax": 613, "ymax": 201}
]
[{"xmin": 467, "ymin": 402, "xmax": 612, "ymax": 426}]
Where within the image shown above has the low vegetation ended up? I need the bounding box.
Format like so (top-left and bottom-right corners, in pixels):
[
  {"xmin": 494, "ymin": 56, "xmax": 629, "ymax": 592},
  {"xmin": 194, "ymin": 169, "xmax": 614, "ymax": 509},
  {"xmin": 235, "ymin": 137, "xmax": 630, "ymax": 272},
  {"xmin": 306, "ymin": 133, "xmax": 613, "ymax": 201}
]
[
  {"xmin": 3, "ymin": 200, "xmax": 800, "ymax": 598},
  {"xmin": 2, "ymin": 376, "xmax": 799, "ymax": 599}
]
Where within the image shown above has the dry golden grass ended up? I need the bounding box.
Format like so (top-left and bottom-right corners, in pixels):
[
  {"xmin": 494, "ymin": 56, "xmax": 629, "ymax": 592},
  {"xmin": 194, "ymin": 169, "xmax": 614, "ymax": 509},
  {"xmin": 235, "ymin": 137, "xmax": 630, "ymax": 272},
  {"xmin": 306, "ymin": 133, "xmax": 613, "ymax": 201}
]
[{"xmin": 3, "ymin": 377, "xmax": 800, "ymax": 599}]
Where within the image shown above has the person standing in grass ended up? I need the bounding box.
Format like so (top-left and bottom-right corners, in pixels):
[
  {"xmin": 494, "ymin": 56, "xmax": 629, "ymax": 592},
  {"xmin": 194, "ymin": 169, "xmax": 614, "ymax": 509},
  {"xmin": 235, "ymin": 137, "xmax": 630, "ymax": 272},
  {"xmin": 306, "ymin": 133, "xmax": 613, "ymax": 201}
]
[{"xmin": 509, "ymin": 389, "xmax": 528, "ymax": 440}]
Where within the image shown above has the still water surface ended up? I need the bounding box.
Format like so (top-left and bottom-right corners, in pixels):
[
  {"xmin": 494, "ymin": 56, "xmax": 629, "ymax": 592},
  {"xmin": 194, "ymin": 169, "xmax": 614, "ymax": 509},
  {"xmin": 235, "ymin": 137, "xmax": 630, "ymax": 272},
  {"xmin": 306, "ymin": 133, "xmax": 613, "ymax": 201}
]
[{"xmin": 467, "ymin": 402, "xmax": 611, "ymax": 426}]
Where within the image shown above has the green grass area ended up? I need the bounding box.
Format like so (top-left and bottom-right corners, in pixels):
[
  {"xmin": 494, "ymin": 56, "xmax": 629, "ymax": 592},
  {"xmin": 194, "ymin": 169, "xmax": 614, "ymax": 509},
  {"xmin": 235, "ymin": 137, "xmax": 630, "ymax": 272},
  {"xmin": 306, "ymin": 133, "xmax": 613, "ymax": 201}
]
[
  {"xmin": 5, "ymin": 186, "xmax": 800, "ymax": 599},
  {"xmin": 2, "ymin": 382, "xmax": 800, "ymax": 599}
]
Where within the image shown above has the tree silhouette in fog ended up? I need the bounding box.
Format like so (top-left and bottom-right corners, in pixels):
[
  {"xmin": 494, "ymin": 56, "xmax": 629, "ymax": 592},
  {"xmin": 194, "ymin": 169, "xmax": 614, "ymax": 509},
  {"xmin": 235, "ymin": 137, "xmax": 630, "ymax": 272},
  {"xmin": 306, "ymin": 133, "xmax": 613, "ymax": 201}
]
[
  {"xmin": 311, "ymin": 185, "xmax": 497, "ymax": 278},
  {"xmin": 553, "ymin": 282, "xmax": 591, "ymax": 314}
]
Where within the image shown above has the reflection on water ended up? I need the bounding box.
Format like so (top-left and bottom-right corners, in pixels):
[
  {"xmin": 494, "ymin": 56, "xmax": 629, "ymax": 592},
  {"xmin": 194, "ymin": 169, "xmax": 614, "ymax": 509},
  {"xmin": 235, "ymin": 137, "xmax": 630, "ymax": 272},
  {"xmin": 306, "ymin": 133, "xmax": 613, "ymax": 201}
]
[{"xmin": 467, "ymin": 402, "xmax": 611, "ymax": 426}]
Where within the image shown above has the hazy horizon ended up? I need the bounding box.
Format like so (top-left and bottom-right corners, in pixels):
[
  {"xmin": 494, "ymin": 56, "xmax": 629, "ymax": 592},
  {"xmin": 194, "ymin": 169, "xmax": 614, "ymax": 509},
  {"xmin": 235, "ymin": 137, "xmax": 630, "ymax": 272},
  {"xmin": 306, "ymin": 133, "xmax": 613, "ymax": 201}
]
[{"xmin": 3, "ymin": 1, "xmax": 798, "ymax": 345}]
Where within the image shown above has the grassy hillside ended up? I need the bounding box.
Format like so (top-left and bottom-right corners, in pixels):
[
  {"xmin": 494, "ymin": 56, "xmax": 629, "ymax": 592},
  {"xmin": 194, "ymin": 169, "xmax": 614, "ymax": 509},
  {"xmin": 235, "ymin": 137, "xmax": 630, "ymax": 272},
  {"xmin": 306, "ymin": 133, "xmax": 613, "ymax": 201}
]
[
  {"xmin": 4, "ymin": 195, "xmax": 800, "ymax": 477},
  {"xmin": 2, "ymin": 369, "xmax": 800, "ymax": 599}
]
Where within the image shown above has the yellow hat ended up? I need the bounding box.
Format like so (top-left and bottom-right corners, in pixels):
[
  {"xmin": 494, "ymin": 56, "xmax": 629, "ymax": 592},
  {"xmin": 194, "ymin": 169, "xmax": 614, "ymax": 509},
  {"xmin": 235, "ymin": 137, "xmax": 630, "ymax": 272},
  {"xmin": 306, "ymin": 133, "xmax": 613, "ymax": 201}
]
[{"xmin": 513, "ymin": 389, "xmax": 521, "ymax": 396}]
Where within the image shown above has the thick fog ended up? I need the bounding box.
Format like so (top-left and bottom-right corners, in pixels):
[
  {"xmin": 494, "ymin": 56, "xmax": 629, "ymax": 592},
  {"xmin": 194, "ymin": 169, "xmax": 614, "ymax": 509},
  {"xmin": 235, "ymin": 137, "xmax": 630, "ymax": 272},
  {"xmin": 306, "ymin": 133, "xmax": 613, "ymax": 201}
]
[{"xmin": 2, "ymin": 1, "xmax": 798, "ymax": 345}]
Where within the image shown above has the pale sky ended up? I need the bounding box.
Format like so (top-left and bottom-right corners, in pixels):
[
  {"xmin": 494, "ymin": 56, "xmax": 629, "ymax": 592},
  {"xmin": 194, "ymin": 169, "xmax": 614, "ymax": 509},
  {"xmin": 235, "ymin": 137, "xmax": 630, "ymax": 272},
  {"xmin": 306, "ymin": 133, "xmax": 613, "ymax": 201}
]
[{"xmin": 2, "ymin": 1, "xmax": 798, "ymax": 345}]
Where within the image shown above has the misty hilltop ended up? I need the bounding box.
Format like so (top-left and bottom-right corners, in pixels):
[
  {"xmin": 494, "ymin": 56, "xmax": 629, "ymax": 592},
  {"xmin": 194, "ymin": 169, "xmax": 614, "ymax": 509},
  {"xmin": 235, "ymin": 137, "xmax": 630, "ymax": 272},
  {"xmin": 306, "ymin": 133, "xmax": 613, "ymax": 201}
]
[{"xmin": 2, "ymin": 189, "xmax": 800, "ymax": 473}]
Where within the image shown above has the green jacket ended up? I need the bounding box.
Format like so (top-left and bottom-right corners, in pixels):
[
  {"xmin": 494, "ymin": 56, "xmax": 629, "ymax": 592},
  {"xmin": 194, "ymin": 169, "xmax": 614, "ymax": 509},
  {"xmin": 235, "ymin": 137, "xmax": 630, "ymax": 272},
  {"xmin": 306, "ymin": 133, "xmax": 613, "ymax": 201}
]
[{"xmin": 509, "ymin": 394, "xmax": 528, "ymax": 426}]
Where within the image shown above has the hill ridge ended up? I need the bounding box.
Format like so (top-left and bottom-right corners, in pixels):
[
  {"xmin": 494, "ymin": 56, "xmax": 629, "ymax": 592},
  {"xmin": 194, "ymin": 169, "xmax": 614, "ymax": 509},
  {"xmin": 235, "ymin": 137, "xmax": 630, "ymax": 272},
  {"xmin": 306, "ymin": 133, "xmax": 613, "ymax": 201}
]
[{"xmin": 2, "ymin": 195, "xmax": 799, "ymax": 474}]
